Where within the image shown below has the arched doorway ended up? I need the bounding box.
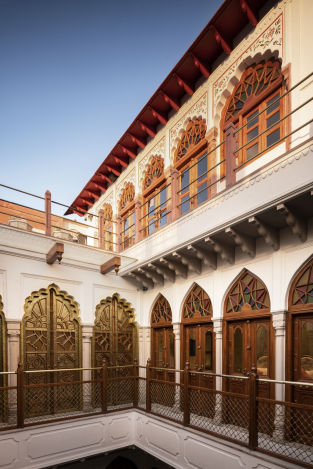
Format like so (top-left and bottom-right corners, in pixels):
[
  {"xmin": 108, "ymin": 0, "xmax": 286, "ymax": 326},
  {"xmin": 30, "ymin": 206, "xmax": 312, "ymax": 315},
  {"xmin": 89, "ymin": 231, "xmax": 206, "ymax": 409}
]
[
  {"xmin": 92, "ymin": 293, "xmax": 137, "ymax": 406},
  {"xmin": 223, "ymin": 270, "xmax": 274, "ymax": 394},
  {"xmin": 151, "ymin": 294, "xmax": 175, "ymax": 405},
  {"xmin": 287, "ymin": 258, "xmax": 313, "ymax": 405},
  {"xmin": 0, "ymin": 295, "xmax": 7, "ymax": 423},
  {"xmin": 181, "ymin": 283, "xmax": 215, "ymax": 417},
  {"xmin": 21, "ymin": 284, "xmax": 82, "ymax": 417}
]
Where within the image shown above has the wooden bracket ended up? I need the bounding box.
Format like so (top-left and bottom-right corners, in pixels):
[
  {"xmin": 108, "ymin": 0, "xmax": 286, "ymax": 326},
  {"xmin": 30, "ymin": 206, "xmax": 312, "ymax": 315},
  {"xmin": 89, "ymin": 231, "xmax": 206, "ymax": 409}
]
[
  {"xmin": 140, "ymin": 267, "xmax": 164, "ymax": 286},
  {"xmin": 148, "ymin": 263, "xmax": 175, "ymax": 283},
  {"xmin": 249, "ymin": 216, "xmax": 279, "ymax": 251},
  {"xmin": 205, "ymin": 237, "xmax": 235, "ymax": 264},
  {"xmin": 277, "ymin": 203, "xmax": 307, "ymax": 242},
  {"xmin": 46, "ymin": 243, "xmax": 64, "ymax": 265},
  {"xmin": 172, "ymin": 251, "xmax": 202, "ymax": 274},
  {"xmin": 240, "ymin": 0, "xmax": 258, "ymax": 27},
  {"xmin": 160, "ymin": 256, "xmax": 188, "ymax": 278},
  {"xmin": 100, "ymin": 256, "xmax": 121, "ymax": 275},
  {"xmin": 130, "ymin": 271, "xmax": 154, "ymax": 290},
  {"xmin": 187, "ymin": 244, "xmax": 217, "ymax": 270},
  {"xmin": 225, "ymin": 227, "xmax": 256, "ymax": 258}
]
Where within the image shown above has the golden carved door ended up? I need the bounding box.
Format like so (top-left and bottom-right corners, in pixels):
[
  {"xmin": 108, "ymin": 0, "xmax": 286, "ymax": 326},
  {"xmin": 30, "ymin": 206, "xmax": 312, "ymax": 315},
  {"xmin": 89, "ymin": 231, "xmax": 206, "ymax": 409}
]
[
  {"xmin": 92, "ymin": 294, "xmax": 136, "ymax": 407},
  {"xmin": 22, "ymin": 284, "xmax": 81, "ymax": 418}
]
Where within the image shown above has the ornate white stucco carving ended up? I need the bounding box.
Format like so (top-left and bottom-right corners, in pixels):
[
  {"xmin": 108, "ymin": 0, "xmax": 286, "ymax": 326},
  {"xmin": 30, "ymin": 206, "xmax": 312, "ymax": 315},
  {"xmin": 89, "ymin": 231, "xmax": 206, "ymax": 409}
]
[
  {"xmin": 169, "ymin": 92, "xmax": 208, "ymax": 163},
  {"xmin": 116, "ymin": 169, "xmax": 136, "ymax": 205},
  {"xmin": 212, "ymin": 11, "xmax": 283, "ymax": 118},
  {"xmin": 138, "ymin": 137, "xmax": 166, "ymax": 187}
]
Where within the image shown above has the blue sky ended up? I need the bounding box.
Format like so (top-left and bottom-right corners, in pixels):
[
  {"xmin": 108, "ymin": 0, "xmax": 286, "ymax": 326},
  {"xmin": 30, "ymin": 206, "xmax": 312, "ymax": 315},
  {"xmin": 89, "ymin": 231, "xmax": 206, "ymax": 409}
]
[{"xmin": 0, "ymin": 0, "xmax": 222, "ymax": 218}]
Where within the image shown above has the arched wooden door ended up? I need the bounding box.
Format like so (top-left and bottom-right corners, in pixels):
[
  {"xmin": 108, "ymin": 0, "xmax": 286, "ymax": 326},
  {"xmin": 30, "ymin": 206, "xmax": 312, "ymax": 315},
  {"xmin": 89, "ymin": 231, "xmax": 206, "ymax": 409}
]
[
  {"xmin": 223, "ymin": 270, "xmax": 274, "ymax": 428},
  {"xmin": 92, "ymin": 293, "xmax": 137, "ymax": 406},
  {"xmin": 151, "ymin": 294, "xmax": 175, "ymax": 405},
  {"xmin": 287, "ymin": 258, "xmax": 313, "ymax": 444},
  {"xmin": 21, "ymin": 284, "xmax": 82, "ymax": 417},
  {"xmin": 0, "ymin": 296, "xmax": 7, "ymax": 423},
  {"xmin": 181, "ymin": 284, "xmax": 215, "ymax": 417}
]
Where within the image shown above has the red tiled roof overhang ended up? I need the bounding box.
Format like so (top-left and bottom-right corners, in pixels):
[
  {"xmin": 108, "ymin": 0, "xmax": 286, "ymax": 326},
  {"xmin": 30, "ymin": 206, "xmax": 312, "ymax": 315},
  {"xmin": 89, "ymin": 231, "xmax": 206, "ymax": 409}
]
[{"xmin": 66, "ymin": 0, "xmax": 271, "ymax": 216}]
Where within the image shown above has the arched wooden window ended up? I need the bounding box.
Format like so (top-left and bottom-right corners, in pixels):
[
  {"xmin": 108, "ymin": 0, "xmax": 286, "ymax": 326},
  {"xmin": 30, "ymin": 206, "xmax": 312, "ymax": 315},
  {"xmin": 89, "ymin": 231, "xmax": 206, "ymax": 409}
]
[
  {"xmin": 221, "ymin": 60, "xmax": 285, "ymax": 168},
  {"xmin": 287, "ymin": 258, "xmax": 313, "ymax": 411},
  {"xmin": 142, "ymin": 156, "xmax": 167, "ymax": 236},
  {"xmin": 0, "ymin": 296, "xmax": 7, "ymax": 423},
  {"xmin": 119, "ymin": 183, "xmax": 135, "ymax": 250},
  {"xmin": 174, "ymin": 120, "xmax": 211, "ymax": 215},
  {"xmin": 92, "ymin": 293, "xmax": 137, "ymax": 407},
  {"xmin": 182, "ymin": 283, "xmax": 212, "ymax": 323},
  {"xmin": 102, "ymin": 203, "xmax": 113, "ymax": 251},
  {"xmin": 223, "ymin": 270, "xmax": 273, "ymax": 405},
  {"xmin": 21, "ymin": 284, "xmax": 82, "ymax": 417}
]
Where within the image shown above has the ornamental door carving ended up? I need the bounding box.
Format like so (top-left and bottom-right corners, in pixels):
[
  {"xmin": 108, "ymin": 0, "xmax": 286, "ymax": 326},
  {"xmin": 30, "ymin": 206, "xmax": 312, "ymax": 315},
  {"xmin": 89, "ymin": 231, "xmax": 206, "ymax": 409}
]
[
  {"xmin": 92, "ymin": 293, "xmax": 137, "ymax": 407},
  {"xmin": 0, "ymin": 296, "xmax": 7, "ymax": 423},
  {"xmin": 21, "ymin": 284, "xmax": 82, "ymax": 418}
]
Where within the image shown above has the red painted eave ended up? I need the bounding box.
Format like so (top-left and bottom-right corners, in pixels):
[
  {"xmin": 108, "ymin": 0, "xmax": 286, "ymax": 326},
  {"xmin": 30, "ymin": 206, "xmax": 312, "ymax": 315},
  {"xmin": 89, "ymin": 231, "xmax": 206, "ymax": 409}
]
[{"xmin": 66, "ymin": 0, "xmax": 271, "ymax": 216}]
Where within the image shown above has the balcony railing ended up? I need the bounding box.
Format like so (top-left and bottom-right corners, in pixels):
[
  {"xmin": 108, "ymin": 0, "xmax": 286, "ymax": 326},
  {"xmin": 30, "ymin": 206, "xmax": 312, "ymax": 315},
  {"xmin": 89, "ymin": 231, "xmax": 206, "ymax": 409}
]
[{"xmin": 0, "ymin": 362, "xmax": 312, "ymax": 468}]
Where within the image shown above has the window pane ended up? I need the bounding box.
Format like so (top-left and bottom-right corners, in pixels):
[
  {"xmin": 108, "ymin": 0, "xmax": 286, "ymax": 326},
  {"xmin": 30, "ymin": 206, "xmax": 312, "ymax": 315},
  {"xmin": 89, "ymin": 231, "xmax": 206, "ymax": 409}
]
[
  {"xmin": 234, "ymin": 328, "xmax": 243, "ymax": 373},
  {"xmin": 181, "ymin": 168, "xmax": 190, "ymax": 191},
  {"xmin": 160, "ymin": 210, "xmax": 167, "ymax": 227},
  {"xmin": 247, "ymin": 110, "xmax": 259, "ymax": 129},
  {"xmin": 267, "ymin": 110, "xmax": 280, "ymax": 129},
  {"xmin": 197, "ymin": 154, "xmax": 207, "ymax": 183},
  {"xmin": 247, "ymin": 126, "xmax": 258, "ymax": 143},
  {"xmin": 266, "ymin": 93, "xmax": 280, "ymax": 114},
  {"xmin": 148, "ymin": 221, "xmax": 155, "ymax": 235},
  {"xmin": 124, "ymin": 217, "xmax": 129, "ymax": 233},
  {"xmin": 160, "ymin": 187, "xmax": 167, "ymax": 205},
  {"xmin": 169, "ymin": 331, "xmax": 175, "ymax": 369},
  {"xmin": 246, "ymin": 142, "xmax": 258, "ymax": 160},
  {"xmin": 267, "ymin": 128, "xmax": 280, "ymax": 147},
  {"xmin": 148, "ymin": 197, "xmax": 155, "ymax": 216},
  {"xmin": 301, "ymin": 321, "xmax": 313, "ymax": 379},
  {"xmin": 197, "ymin": 182, "xmax": 207, "ymax": 205},
  {"xmin": 189, "ymin": 329, "xmax": 197, "ymax": 369},
  {"xmin": 181, "ymin": 195, "xmax": 190, "ymax": 215},
  {"xmin": 158, "ymin": 333, "xmax": 164, "ymax": 365},
  {"xmin": 205, "ymin": 331, "xmax": 213, "ymax": 370},
  {"xmin": 256, "ymin": 326, "xmax": 268, "ymax": 376}
]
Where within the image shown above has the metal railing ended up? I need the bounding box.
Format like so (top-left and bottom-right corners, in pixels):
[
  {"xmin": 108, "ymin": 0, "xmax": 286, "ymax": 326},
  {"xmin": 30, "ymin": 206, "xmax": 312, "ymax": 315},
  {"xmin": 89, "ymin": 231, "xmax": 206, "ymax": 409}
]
[{"xmin": 1, "ymin": 362, "xmax": 312, "ymax": 467}]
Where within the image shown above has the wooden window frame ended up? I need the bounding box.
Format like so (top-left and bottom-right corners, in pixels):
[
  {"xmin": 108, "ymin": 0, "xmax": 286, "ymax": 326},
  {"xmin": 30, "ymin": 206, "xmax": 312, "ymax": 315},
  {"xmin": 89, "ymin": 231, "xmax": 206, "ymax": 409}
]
[
  {"xmin": 221, "ymin": 61, "xmax": 286, "ymax": 173},
  {"xmin": 119, "ymin": 183, "xmax": 135, "ymax": 250},
  {"xmin": 102, "ymin": 204, "xmax": 113, "ymax": 251}
]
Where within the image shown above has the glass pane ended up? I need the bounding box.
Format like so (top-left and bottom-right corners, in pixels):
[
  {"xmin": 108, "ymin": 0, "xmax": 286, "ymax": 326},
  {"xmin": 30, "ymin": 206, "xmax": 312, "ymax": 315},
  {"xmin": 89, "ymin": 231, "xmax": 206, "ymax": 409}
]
[
  {"xmin": 247, "ymin": 110, "xmax": 259, "ymax": 129},
  {"xmin": 246, "ymin": 142, "xmax": 258, "ymax": 160},
  {"xmin": 158, "ymin": 333, "xmax": 164, "ymax": 365},
  {"xmin": 234, "ymin": 328, "xmax": 243, "ymax": 373},
  {"xmin": 197, "ymin": 182, "xmax": 207, "ymax": 205},
  {"xmin": 181, "ymin": 195, "xmax": 190, "ymax": 215},
  {"xmin": 148, "ymin": 221, "xmax": 155, "ymax": 235},
  {"xmin": 148, "ymin": 197, "xmax": 155, "ymax": 216},
  {"xmin": 169, "ymin": 331, "xmax": 175, "ymax": 369},
  {"xmin": 256, "ymin": 326, "xmax": 268, "ymax": 376},
  {"xmin": 267, "ymin": 128, "xmax": 280, "ymax": 147},
  {"xmin": 197, "ymin": 154, "xmax": 207, "ymax": 182},
  {"xmin": 160, "ymin": 187, "xmax": 167, "ymax": 205},
  {"xmin": 189, "ymin": 329, "xmax": 197, "ymax": 369},
  {"xmin": 160, "ymin": 210, "xmax": 167, "ymax": 227},
  {"xmin": 266, "ymin": 93, "xmax": 280, "ymax": 114},
  {"xmin": 301, "ymin": 321, "xmax": 313, "ymax": 379},
  {"xmin": 181, "ymin": 168, "xmax": 190, "ymax": 191},
  {"xmin": 247, "ymin": 126, "xmax": 258, "ymax": 143},
  {"xmin": 205, "ymin": 331, "xmax": 213, "ymax": 370},
  {"xmin": 267, "ymin": 110, "xmax": 280, "ymax": 129},
  {"xmin": 124, "ymin": 217, "xmax": 129, "ymax": 234}
]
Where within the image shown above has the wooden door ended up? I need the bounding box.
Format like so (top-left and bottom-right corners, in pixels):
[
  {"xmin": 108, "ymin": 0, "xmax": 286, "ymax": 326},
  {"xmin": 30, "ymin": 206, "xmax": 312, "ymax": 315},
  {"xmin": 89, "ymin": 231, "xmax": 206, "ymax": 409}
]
[
  {"xmin": 225, "ymin": 318, "xmax": 273, "ymax": 428},
  {"xmin": 152, "ymin": 327, "xmax": 175, "ymax": 406},
  {"xmin": 289, "ymin": 314, "xmax": 313, "ymax": 445},
  {"xmin": 184, "ymin": 324, "xmax": 215, "ymax": 417}
]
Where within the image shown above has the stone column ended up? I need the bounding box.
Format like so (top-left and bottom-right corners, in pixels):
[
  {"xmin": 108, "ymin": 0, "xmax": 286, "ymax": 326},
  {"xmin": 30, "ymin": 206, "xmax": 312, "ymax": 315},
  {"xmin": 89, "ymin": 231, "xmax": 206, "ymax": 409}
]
[
  {"xmin": 272, "ymin": 311, "xmax": 286, "ymax": 441},
  {"xmin": 82, "ymin": 324, "xmax": 93, "ymax": 410},
  {"xmin": 173, "ymin": 323, "xmax": 181, "ymax": 407},
  {"xmin": 213, "ymin": 318, "xmax": 223, "ymax": 425}
]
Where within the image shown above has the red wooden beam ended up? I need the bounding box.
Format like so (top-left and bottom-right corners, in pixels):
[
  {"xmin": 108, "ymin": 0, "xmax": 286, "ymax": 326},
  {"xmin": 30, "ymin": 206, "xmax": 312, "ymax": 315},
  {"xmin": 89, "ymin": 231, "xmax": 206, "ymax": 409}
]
[
  {"xmin": 191, "ymin": 53, "xmax": 210, "ymax": 78},
  {"xmin": 174, "ymin": 73, "xmax": 193, "ymax": 96},
  {"xmin": 100, "ymin": 256, "xmax": 121, "ymax": 275},
  {"xmin": 93, "ymin": 182, "xmax": 107, "ymax": 191},
  {"xmin": 86, "ymin": 190, "xmax": 100, "ymax": 199},
  {"xmin": 114, "ymin": 156, "xmax": 128, "ymax": 168},
  {"xmin": 130, "ymin": 134, "xmax": 146, "ymax": 148},
  {"xmin": 46, "ymin": 242, "xmax": 64, "ymax": 265},
  {"xmin": 98, "ymin": 173, "xmax": 112, "ymax": 184},
  {"xmin": 160, "ymin": 91, "xmax": 180, "ymax": 111},
  {"xmin": 240, "ymin": 0, "xmax": 258, "ymax": 27},
  {"xmin": 138, "ymin": 120, "xmax": 156, "ymax": 138},
  {"xmin": 149, "ymin": 106, "xmax": 167, "ymax": 125},
  {"xmin": 106, "ymin": 165, "xmax": 121, "ymax": 177},
  {"xmin": 210, "ymin": 25, "xmax": 232, "ymax": 55},
  {"xmin": 73, "ymin": 207, "xmax": 85, "ymax": 216},
  {"xmin": 81, "ymin": 198, "xmax": 94, "ymax": 207},
  {"xmin": 121, "ymin": 145, "xmax": 137, "ymax": 159}
]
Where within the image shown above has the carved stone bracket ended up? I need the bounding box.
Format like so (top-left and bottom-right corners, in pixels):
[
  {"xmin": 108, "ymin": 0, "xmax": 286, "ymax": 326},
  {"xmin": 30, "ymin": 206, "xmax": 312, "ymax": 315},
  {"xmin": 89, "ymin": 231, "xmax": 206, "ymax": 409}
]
[
  {"xmin": 205, "ymin": 237, "xmax": 235, "ymax": 264},
  {"xmin": 160, "ymin": 257, "xmax": 187, "ymax": 279},
  {"xmin": 172, "ymin": 251, "xmax": 201, "ymax": 274},
  {"xmin": 187, "ymin": 244, "xmax": 217, "ymax": 270},
  {"xmin": 148, "ymin": 263, "xmax": 175, "ymax": 283},
  {"xmin": 131, "ymin": 271, "xmax": 154, "ymax": 289},
  {"xmin": 277, "ymin": 203, "xmax": 307, "ymax": 242},
  {"xmin": 249, "ymin": 216, "xmax": 279, "ymax": 251},
  {"xmin": 139, "ymin": 267, "xmax": 164, "ymax": 287},
  {"xmin": 272, "ymin": 311, "xmax": 286, "ymax": 337},
  {"xmin": 225, "ymin": 227, "xmax": 255, "ymax": 258}
]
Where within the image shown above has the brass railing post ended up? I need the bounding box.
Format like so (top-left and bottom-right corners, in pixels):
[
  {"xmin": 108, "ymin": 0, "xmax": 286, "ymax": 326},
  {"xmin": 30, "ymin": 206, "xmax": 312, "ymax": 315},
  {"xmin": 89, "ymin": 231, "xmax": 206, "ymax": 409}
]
[
  {"xmin": 146, "ymin": 359, "xmax": 151, "ymax": 412},
  {"xmin": 225, "ymin": 122, "xmax": 236, "ymax": 188},
  {"xmin": 17, "ymin": 363, "xmax": 24, "ymax": 428},
  {"xmin": 183, "ymin": 361, "xmax": 190, "ymax": 426},
  {"xmin": 133, "ymin": 359, "xmax": 138, "ymax": 408},
  {"xmin": 248, "ymin": 365, "xmax": 258, "ymax": 450},
  {"xmin": 101, "ymin": 359, "xmax": 107, "ymax": 413}
]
